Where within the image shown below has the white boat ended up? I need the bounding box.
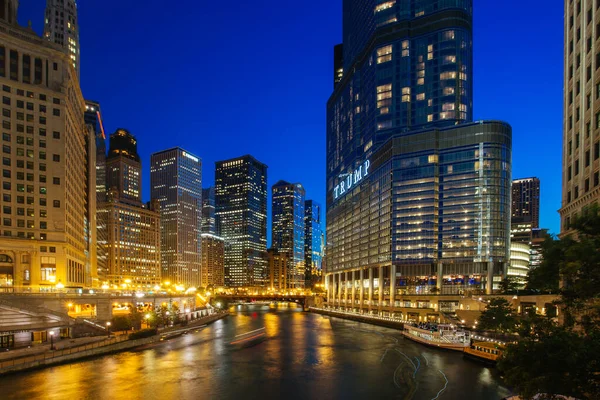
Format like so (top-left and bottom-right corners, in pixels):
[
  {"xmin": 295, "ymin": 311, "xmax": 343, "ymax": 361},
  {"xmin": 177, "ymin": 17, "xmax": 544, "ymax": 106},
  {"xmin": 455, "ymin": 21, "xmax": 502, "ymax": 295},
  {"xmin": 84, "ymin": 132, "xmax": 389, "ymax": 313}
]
[{"xmin": 402, "ymin": 323, "xmax": 470, "ymax": 351}]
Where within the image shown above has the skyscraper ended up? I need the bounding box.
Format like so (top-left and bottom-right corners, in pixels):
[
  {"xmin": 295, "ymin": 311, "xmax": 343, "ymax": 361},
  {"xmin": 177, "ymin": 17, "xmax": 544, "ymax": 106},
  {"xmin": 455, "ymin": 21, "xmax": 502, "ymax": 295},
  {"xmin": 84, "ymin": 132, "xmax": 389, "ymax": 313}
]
[
  {"xmin": 560, "ymin": 0, "xmax": 600, "ymax": 236},
  {"xmin": 215, "ymin": 155, "xmax": 267, "ymax": 288},
  {"xmin": 271, "ymin": 181, "xmax": 305, "ymax": 288},
  {"xmin": 201, "ymin": 233, "xmax": 224, "ymax": 287},
  {"xmin": 304, "ymin": 200, "xmax": 323, "ymax": 285},
  {"xmin": 103, "ymin": 132, "xmax": 160, "ymax": 288},
  {"xmin": 106, "ymin": 129, "xmax": 141, "ymax": 204},
  {"xmin": 43, "ymin": 0, "xmax": 80, "ymax": 78},
  {"xmin": 151, "ymin": 148, "xmax": 202, "ymax": 288},
  {"xmin": 325, "ymin": 0, "xmax": 511, "ymax": 308},
  {"xmin": 202, "ymin": 187, "xmax": 216, "ymax": 235},
  {"xmin": 85, "ymin": 100, "xmax": 107, "ymax": 282},
  {"xmin": 512, "ymin": 177, "xmax": 540, "ymax": 229},
  {"xmin": 0, "ymin": 2, "xmax": 96, "ymax": 289},
  {"xmin": 268, "ymin": 248, "xmax": 288, "ymax": 290}
]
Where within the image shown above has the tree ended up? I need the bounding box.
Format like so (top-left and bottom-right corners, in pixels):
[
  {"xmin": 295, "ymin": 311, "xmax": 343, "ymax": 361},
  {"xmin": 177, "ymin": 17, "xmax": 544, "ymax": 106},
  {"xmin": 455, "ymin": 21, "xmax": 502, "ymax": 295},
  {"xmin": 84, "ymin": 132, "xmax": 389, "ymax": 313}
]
[
  {"xmin": 110, "ymin": 315, "xmax": 131, "ymax": 332},
  {"xmin": 499, "ymin": 277, "xmax": 521, "ymax": 294},
  {"xmin": 477, "ymin": 297, "xmax": 517, "ymax": 334},
  {"xmin": 498, "ymin": 206, "xmax": 600, "ymax": 399}
]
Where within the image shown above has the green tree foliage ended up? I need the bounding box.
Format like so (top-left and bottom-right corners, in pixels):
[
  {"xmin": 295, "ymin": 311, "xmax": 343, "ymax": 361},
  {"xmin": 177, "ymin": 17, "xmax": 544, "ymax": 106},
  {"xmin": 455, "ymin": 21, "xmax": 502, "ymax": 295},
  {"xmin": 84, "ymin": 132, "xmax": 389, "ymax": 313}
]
[
  {"xmin": 110, "ymin": 315, "xmax": 132, "ymax": 332},
  {"xmin": 499, "ymin": 276, "xmax": 521, "ymax": 294},
  {"xmin": 498, "ymin": 205, "xmax": 600, "ymax": 399},
  {"xmin": 477, "ymin": 297, "xmax": 517, "ymax": 334}
]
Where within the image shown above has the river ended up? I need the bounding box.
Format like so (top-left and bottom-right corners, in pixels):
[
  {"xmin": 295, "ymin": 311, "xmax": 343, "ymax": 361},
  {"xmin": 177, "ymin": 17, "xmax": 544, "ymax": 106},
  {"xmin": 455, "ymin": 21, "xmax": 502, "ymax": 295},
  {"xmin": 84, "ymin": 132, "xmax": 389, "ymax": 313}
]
[{"xmin": 0, "ymin": 304, "xmax": 513, "ymax": 399}]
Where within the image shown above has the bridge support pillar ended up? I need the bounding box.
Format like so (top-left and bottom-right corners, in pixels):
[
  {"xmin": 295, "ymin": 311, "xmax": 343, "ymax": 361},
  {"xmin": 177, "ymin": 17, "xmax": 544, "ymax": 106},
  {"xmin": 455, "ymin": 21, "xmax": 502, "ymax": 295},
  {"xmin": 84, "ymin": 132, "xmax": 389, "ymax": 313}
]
[
  {"xmin": 368, "ymin": 267, "xmax": 374, "ymax": 313},
  {"xmin": 350, "ymin": 271, "xmax": 356, "ymax": 311},
  {"xmin": 378, "ymin": 266, "xmax": 384, "ymax": 314},
  {"xmin": 389, "ymin": 264, "xmax": 396, "ymax": 315},
  {"xmin": 359, "ymin": 268, "xmax": 364, "ymax": 312}
]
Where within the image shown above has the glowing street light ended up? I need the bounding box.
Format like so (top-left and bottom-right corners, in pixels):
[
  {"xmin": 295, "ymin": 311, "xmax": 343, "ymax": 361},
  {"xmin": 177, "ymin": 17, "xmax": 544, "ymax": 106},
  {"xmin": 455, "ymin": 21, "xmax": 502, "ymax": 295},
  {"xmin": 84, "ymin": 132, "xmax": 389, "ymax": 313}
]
[
  {"xmin": 49, "ymin": 331, "xmax": 55, "ymax": 350},
  {"xmin": 106, "ymin": 321, "xmax": 111, "ymax": 337},
  {"xmin": 55, "ymin": 281, "xmax": 64, "ymax": 290}
]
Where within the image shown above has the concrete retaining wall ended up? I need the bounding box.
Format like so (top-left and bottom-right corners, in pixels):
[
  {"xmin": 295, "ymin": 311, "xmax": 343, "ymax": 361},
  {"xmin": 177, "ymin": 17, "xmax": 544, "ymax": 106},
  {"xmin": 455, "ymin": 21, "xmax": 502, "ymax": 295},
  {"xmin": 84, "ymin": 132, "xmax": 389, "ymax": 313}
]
[
  {"xmin": 0, "ymin": 312, "xmax": 228, "ymax": 375},
  {"xmin": 310, "ymin": 308, "xmax": 405, "ymax": 330}
]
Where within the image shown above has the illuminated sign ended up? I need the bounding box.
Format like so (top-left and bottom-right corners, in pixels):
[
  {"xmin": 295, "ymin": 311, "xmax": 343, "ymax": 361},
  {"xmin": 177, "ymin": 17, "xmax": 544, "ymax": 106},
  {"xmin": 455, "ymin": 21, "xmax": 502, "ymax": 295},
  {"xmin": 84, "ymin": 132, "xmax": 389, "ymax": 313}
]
[
  {"xmin": 333, "ymin": 160, "xmax": 370, "ymax": 200},
  {"xmin": 182, "ymin": 151, "xmax": 199, "ymax": 163}
]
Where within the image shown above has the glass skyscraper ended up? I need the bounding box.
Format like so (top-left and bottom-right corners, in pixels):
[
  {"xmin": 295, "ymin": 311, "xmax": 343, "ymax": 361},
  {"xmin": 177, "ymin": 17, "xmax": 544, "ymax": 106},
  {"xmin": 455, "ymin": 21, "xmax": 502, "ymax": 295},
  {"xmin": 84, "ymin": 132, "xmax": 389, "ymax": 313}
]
[
  {"xmin": 202, "ymin": 187, "xmax": 216, "ymax": 235},
  {"xmin": 151, "ymin": 148, "xmax": 202, "ymax": 287},
  {"xmin": 215, "ymin": 155, "xmax": 268, "ymax": 288},
  {"xmin": 271, "ymin": 181, "xmax": 306, "ymax": 289},
  {"xmin": 304, "ymin": 200, "xmax": 323, "ymax": 284},
  {"xmin": 326, "ymin": 0, "xmax": 512, "ymax": 312}
]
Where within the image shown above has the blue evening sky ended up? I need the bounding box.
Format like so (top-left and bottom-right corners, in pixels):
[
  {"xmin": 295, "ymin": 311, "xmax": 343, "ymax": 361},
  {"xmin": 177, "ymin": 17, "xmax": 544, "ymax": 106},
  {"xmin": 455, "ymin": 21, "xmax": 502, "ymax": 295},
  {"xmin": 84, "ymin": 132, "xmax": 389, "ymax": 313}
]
[{"xmin": 18, "ymin": 1, "xmax": 563, "ymax": 237}]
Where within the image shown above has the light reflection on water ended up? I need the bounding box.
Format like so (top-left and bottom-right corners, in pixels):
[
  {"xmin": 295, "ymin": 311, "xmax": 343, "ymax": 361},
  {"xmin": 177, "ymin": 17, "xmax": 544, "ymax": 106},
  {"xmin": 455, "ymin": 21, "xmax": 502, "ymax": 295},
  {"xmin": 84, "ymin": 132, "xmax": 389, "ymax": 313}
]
[{"xmin": 0, "ymin": 304, "xmax": 512, "ymax": 400}]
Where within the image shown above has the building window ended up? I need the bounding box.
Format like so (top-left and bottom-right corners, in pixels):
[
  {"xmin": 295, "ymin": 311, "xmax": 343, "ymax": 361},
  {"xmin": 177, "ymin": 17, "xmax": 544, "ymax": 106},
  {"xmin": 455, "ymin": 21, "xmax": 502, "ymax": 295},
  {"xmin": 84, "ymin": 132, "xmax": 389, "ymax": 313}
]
[
  {"xmin": 52, "ymin": 154, "xmax": 59, "ymax": 162},
  {"xmin": 376, "ymin": 45, "xmax": 393, "ymax": 64},
  {"xmin": 53, "ymin": 200, "xmax": 60, "ymax": 208},
  {"xmin": 53, "ymin": 177, "xmax": 60, "ymax": 185}
]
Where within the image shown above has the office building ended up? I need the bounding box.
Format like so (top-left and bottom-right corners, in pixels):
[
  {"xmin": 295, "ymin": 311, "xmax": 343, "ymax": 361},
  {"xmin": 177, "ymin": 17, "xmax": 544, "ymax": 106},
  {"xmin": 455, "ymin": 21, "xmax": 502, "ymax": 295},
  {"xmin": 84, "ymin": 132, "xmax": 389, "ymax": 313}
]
[
  {"xmin": 512, "ymin": 177, "xmax": 540, "ymax": 228},
  {"xmin": 104, "ymin": 193, "xmax": 161, "ymax": 288},
  {"xmin": 560, "ymin": 0, "xmax": 600, "ymax": 235},
  {"xmin": 105, "ymin": 129, "xmax": 141, "ymax": 204},
  {"xmin": 202, "ymin": 187, "xmax": 216, "ymax": 234},
  {"xmin": 151, "ymin": 148, "xmax": 202, "ymax": 288},
  {"xmin": 85, "ymin": 100, "xmax": 107, "ymax": 282},
  {"xmin": 268, "ymin": 248, "xmax": 288, "ymax": 290},
  {"xmin": 304, "ymin": 200, "xmax": 323, "ymax": 285},
  {"xmin": 271, "ymin": 180, "xmax": 305, "ymax": 288},
  {"xmin": 508, "ymin": 242, "xmax": 530, "ymax": 285},
  {"xmin": 325, "ymin": 1, "xmax": 512, "ymax": 309},
  {"xmin": 44, "ymin": 0, "xmax": 80, "ymax": 78},
  {"xmin": 215, "ymin": 155, "xmax": 267, "ymax": 287},
  {"xmin": 201, "ymin": 233, "xmax": 224, "ymax": 287},
  {"xmin": 0, "ymin": 2, "xmax": 96, "ymax": 290}
]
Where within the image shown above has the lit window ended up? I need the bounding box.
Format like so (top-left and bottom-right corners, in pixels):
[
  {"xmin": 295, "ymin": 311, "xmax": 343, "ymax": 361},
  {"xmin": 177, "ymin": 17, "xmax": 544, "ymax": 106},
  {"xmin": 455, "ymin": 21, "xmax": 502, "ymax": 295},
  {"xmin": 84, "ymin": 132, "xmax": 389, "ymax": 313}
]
[
  {"xmin": 375, "ymin": 1, "xmax": 395, "ymax": 13},
  {"xmin": 402, "ymin": 40, "xmax": 409, "ymax": 57},
  {"xmin": 377, "ymin": 45, "xmax": 393, "ymax": 64},
  {"xmin": 416, "ymin": 93, "xmax": 425, "ymax": 101},
  {"xmin": 377, "ymin": 84, "xmax": 393, "ymax": 108},
  {"xmin": 427, "ymin": 114, "xmax": 433, "ymax": 122}
]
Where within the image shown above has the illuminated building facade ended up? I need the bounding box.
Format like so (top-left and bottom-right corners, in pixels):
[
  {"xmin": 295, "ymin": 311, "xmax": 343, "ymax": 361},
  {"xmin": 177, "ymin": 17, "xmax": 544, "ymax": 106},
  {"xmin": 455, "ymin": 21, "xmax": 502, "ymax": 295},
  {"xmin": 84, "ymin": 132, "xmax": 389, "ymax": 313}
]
[
  {"xmin": 106, "ymin": 129, "xmax": 141, "ymax": 203},
  {"xmin": 104, "ymin": 193, "xmax": 161, "ymax": 288},
  {"xmin": 325, "ymin": 1, "xmax": 512, "ymax": 311},
  {"xmin": 150, "ymin": 148, "xmax": 202, "ymax": 287},
  {"xmin": 85, "ymin": 100, "xmax": 107, "ymax": 282},
  {"xmin": 201, "ymin": 233, "xmax": 224, "ymax": 287},
  {"xmin": 304, "ymin": 200, "xmax": 323, "ymax": 284},
  {"xmin": 215, "ymin": 155, "xmax": 267, "ymax": 287},
  {"xmin": 202, "ymin": 187, "xmax": 216, "ymax": 235},
  {"xmin": 271, "ymin": 180, "xmax": 305, "ymax": 288},
  {"xmin": 268, "ymin": 248, "xmax": 288, "ymax": 290},
  {"xmin": 44, "ymin": 0, "xmax": 80, "ymax": 78},
  {"xmin": 512, "ymin": 177, "xmax": 540, "ymax": 229},
  {"xmin": 560, "ymin": 0, "xmax": 600, "ymax": 236},
  {"xmin": 0, "ymin": 2, "xmax": 96, "ymax": 290}
]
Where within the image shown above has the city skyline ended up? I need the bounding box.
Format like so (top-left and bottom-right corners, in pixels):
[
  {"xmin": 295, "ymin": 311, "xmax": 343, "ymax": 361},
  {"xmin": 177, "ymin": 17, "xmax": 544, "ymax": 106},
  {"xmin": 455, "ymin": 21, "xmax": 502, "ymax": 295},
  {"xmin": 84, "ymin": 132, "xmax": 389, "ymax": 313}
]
[{"xmin": 16, "ymin": 1, "xmax": 564, "ymax": 236}]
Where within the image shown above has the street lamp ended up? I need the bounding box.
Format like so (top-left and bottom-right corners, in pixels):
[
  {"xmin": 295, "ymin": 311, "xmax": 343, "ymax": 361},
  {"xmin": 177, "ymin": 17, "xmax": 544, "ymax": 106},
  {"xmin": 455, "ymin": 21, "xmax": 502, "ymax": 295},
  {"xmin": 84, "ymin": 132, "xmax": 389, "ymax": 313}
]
[
  {"xmin": 106, "ymin": 321, "xmax": 111, "ymax": 337},
  {"xmin": 55, "ymin": 280, "xmax": 64, "ymax": 291},
  {"xmin": 49, "ymin": 331, "xmax": 55, "ymax": 350}
]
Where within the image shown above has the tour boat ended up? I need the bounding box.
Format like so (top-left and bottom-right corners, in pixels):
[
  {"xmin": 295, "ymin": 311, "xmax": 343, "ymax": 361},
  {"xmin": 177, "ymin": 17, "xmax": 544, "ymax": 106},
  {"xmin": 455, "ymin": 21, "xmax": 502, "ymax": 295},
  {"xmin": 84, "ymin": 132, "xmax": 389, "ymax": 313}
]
[
  {"xmin": 402, "ymin": 323, "xmax": 470, "ymax": 351},
  {"xmin": 464, "ymin": 341, "xmax": 505, "ymax": 364}
]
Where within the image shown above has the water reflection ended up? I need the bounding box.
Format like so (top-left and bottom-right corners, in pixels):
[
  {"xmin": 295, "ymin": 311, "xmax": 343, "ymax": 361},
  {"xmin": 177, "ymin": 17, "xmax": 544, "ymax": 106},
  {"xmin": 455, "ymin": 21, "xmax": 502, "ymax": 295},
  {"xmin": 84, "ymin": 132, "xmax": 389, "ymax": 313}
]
[{"xmin": 0, "ymin": 305, "xmax": 512, "ymax": 400}]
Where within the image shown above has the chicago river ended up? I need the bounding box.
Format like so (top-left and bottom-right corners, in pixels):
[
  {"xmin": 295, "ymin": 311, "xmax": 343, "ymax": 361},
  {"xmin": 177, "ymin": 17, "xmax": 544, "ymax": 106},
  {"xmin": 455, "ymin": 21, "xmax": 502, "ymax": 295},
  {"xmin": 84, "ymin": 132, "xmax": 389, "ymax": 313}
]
[{"xmin": 0, "ymin": 305, "xmax": 511, "ymax": 399}]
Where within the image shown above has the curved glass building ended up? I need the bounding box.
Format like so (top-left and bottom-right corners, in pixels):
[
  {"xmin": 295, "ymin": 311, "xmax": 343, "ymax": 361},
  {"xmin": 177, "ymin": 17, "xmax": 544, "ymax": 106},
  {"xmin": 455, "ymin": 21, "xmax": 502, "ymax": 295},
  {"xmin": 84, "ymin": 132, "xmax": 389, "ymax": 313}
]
[{"xmin": 326, "ymin": 1, "xmax": 512, "ymax": 313}]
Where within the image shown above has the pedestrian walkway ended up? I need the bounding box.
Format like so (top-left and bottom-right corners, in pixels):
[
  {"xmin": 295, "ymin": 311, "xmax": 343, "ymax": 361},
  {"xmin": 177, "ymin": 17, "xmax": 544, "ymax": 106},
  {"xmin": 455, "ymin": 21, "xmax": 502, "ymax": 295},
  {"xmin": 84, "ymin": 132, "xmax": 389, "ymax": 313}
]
[{"xmin": 0, "ymin": 335, "xmax": 114, "ymax": 362}]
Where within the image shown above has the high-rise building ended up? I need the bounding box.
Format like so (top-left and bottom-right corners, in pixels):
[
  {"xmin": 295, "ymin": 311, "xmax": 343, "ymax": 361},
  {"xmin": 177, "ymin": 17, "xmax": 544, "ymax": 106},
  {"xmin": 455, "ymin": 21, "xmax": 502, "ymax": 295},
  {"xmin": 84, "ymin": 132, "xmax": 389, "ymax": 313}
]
[
  {"xmin": 0, "ymin": 3, "xmax": 96, "ymax": 289},
  {"xmin": 150, "ymin": 148, "xmax": 202, "ymax": 288},
  {"xmin": 304, "ymin": 200, "xmax": 323, "ymax": 285},
  {"xmin": 512, "ymin": 177, "xmax": 540, "ymax": 229},
  {"xmin": 271, "ymin": 180, "xmax": 305, "ymax": 289},
  {"xmin": 202, "ymin": 187, "xmax": 216, "ymax": 234},
  {"xmin": 268, "ymin": 248, "xmax": 288, "ymax": 290},
  {"xmin": 201, "ymin": 233, "xmax": 224, "ymax": 287},
  {"xmin": 325, "ymin": 0, "xmax": 512, "ymax": 307},
  {"xmin": 44, "ymin": 0, "xmax": 80, "ymax": 78},
  {"xmin": 104, "ymin": 193, "xmax": 161, "ymax": 288},
  {"xmin": 106, "ymin": 129, "xmax": 141, "ymax": 204},
  {"xmin": 333, "ymin": 44, "xmax": 344, "ymax": 88},
  {"xmin": 215, "ymin": 155, "xmax": 267, "ymax": 288},
  {"xmin": 85, "ymin": 100, "xmax": 107, "ymax": 282},
  {"xmin": 560, "ymin": 0, "xmax": 600, "ymax": 236}
]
